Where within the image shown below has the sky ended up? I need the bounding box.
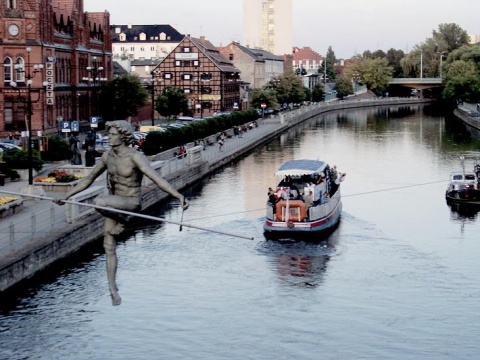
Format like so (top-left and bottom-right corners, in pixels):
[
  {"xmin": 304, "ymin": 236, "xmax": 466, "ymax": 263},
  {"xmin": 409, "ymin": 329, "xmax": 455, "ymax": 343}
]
[{"xmin": 84, "ymin": 0, "xmax": 479, "ymax": 58}]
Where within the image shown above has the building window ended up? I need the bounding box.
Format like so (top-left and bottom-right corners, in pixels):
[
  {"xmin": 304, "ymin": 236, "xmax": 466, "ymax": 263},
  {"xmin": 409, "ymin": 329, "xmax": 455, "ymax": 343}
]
[
  {"xmin": 184, "ymin": 88, "xmax": 191, "ymax": 94},
  {"xmin": 119, "ymin": 33, "xmax": 126, "ymax": 41},
  {"xmin": 201, "ymin": 86, "xmax": 212, "ymax": 94},
  {"xmin": 183, "ymin": 47, "xmax": 191, "ymax": 53},
  {"xmin": 229, "ymin": 54, "xmax": 234, "ymax": 61},
  {"xmin": 3, "ymin": 57, "xmax": 12, "ymax": 84},
  {"xmin": 6, "ymin": 0, "xmax": 16, "ymax": 9},
  {"xmin": 130, "ymin": 47, "xmax": 135, "ymax": 52},
  {"xmin": 164, "ymin": 73, "xmax": 171, "ymax": 79},
  {"xmin": 159, "ymin": 32, "xmax": 166, "ymax": 40},
  {"xmin": 193, "ymin": 60, "xmax": 200, "ymax": 67},
  {"xmin": 200, "ymin": 72, "xmax": 212, "ymax": 80},
  {"xmin": 140, "ymin": 33, "xmax": 146, "ymax": 41},
  {"xmin": 15, "ymin": 57, "xmax": 25, "ymax": 82},
  {"xmin": 183, "ymin": 74, "xmax": 191, "ymax": 80},
  {"xmin": 175, "ymin": 60, "xmax": 181, "ymax": 67}
]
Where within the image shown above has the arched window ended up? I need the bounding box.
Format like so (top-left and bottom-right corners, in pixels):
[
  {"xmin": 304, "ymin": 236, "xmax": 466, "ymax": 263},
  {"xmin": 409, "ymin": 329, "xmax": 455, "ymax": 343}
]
[
  {"xmin": 6, "ymin": 0, "xmax": 17, "ymax": 10},
  {"xmin": 4, "ymin": 57, "xmax": 12, "ymax": 84},
  {"xmin": 159, "ymin": 32, "xmax": 166, "ymax": 41},
  {"xmin": 15, "ymin": 57, "xmax": 25, "ymax": 82}
]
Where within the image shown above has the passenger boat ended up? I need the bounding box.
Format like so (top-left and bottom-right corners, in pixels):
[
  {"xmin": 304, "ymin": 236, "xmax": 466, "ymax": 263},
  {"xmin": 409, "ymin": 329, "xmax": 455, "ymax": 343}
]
[
  {"xmin": 445, "ymin": 157, "xmax": 480, "ymax": 205},
  {"xmin": 264, "ymin": 159, "xmax": 345, "ymax": 238}
]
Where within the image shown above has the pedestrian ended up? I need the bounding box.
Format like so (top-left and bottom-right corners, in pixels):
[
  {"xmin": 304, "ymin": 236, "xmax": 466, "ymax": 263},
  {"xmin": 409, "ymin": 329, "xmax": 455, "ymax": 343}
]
[{"xmin": 218, "ymin": 137, "xmax": 224, "ymax": 152}]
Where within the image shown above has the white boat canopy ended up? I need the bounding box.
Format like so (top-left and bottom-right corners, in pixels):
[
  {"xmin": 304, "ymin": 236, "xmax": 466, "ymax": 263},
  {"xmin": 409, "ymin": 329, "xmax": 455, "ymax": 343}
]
[{"xmin": 275, "ymin": 159, "xmax": 328, "ymax": 178}]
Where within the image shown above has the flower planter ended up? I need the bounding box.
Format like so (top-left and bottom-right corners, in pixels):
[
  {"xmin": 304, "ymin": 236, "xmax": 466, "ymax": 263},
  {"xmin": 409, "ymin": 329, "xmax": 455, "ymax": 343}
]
[
  {"xmin": 33, "ymin": 179, "xmax": 81, "ymax": 192},
  {"xmin": 0, "ymin": 199, "xmax": 24, "ymax": 218}
]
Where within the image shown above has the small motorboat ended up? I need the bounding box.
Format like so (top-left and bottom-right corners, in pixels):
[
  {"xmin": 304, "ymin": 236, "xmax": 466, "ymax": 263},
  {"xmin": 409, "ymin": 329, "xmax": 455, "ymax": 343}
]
[
  {"xmin": 445, "ymin": 156, "xmax": 480, "ymax": 205},
  {"xmin": 264, "ymin": 159, "xmax": 345, "ymax": 239}
]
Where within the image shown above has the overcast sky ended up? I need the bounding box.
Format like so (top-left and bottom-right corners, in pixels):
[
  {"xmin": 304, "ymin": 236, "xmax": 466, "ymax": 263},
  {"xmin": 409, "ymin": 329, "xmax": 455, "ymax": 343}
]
[{"xmin": 85, "ymin": 0, "xmax": 479, "ymax": 58}]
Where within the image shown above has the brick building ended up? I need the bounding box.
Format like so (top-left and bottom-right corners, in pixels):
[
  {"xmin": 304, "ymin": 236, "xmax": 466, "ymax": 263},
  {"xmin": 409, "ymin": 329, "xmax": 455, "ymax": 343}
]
[
  {"xmin": 153, "ymin": 35, "xmax": 241, "ymax": 117},
  {"xmin": 1, "ymin": 0, "xmax": 112, "ymax": 135}
]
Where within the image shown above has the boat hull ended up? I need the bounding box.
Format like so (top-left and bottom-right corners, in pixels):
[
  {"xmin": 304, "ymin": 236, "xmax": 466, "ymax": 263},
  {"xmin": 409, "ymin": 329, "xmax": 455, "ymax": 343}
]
[
  {"xmin": 445, "ymin": 193, "xmax": 480, "ymax": 205},
  {"xmin": 264, "ymin": 201, "xmax": 342, "ymax": 239}
]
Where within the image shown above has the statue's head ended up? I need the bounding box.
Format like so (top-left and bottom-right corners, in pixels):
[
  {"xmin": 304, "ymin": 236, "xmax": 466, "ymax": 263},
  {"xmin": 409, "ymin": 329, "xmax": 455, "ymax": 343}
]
[{"xmin": 105, "ymin": 120, "xmax": 135, "ymax": 145}]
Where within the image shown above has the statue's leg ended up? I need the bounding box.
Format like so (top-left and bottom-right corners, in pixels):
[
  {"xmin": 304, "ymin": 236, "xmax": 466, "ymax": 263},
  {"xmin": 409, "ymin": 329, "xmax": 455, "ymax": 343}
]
[
  {"xmin": 104, "ymin": 217, "xmax": 121, "ymax": 306},
  {"xmin": 94, "ymin": 195, "xmax": 140, "ymax": 235}
]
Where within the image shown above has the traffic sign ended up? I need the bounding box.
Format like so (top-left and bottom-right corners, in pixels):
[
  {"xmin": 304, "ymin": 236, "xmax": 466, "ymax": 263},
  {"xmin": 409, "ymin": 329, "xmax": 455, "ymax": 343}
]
[
  {"xmin": 90, "ymin": 117, "xmax": 98, "ymax": 128},
  {"xmin": 71, "ymin": 120, "xmax": 79, "ymax": 132},
  {"xmin": 61, "ymin": 121, "xmax": 71, "ymax": 133},
  {"xmin": 261, "ymin": 103, "xmax": 267, "ymax": 108}
]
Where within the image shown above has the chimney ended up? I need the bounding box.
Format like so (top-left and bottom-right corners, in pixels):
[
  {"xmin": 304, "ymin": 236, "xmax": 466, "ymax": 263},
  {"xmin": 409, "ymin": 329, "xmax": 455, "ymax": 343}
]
[{"xmin": 200, "ymin": 36, "xmax": 206, "ymax": 44}]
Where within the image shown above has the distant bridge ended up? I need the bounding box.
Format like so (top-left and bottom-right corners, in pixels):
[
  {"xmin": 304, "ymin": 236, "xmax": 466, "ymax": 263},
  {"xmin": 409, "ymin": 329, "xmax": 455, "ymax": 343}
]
[{"xmin": 389, "ymin": 78, "xmax": 443, "ymax": 89}]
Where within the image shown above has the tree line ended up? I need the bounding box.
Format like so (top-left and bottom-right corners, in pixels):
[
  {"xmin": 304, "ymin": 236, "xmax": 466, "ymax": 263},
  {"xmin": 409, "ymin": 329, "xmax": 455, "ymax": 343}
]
[{"xmin": 95, "ymin": 22, "xmax": 479, "ymax": 121}]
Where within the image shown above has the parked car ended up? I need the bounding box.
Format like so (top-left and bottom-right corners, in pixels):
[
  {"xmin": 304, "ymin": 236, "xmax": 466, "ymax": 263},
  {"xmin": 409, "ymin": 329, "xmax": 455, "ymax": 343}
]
[
  {"xmin": 0, "ymin": 142, "xmax": 22, "ymax": 152},
  {"xmin": 139, "ymin": 125, "xmax": 166, "ymax": 133}
]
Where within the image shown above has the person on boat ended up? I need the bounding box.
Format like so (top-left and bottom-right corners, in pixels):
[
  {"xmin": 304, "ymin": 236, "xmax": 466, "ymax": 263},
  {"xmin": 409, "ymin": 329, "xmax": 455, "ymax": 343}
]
[
  {"xmin": 268, "ymin": 187, "xmax": 276, "ymax": 204},
  {"xmin": 304, "ymin": 189, "xmax": 314, "ymax": 209},
  {"xmin": 56, "ymin": 120, "xmax": 188, "ymax": 306}
]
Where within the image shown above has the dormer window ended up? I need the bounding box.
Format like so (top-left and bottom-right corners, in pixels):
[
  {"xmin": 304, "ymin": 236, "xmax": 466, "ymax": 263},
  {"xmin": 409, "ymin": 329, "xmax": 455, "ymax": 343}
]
[
  {"xmin": 159, "ymin": 32, "xmax": 166, "ymax": 41},
  {"xmin": 140, "ymin": 33, "xmax": 146, "ymax": 41},
  {"xmin": 119, "ymin": 33, "xmax": 126, "ymax": 41}
]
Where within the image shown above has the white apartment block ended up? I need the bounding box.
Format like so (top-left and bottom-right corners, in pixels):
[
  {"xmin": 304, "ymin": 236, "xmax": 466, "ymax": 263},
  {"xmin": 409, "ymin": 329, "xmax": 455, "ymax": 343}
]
[
  {"xmin": 243, "ymin": 0, "xmax": 292, "ymax": 56},
  {"xmin": 111, "ymin": 24, "xmax": 184, "ymax": 80}
]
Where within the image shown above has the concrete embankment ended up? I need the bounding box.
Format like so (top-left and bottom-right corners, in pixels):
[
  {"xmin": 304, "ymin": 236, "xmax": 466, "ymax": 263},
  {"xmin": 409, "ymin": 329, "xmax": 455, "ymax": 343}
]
[{"xmin": 0, "ymin": 97, "xmax": 433, "ymax": 293}]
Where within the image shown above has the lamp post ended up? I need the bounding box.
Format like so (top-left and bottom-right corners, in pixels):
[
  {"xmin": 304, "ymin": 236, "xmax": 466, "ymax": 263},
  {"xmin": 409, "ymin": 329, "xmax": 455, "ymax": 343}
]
[
  {"xmin": 10, "ymin": 47, "xmax": 47, "ymax": 186},
  {"xmin": 82, "ymin": 56, "xmax": 106, "ymax": 122},
  {"xmin": 437, "ymin": 52, "xmax": 445, "ymax": 79},
  {"xmin": 352, "ymin": 72, "xmax": 360, "ymax": 95},
  {"xmin": 146, "ymin": 71, "xmax": 156, "ymax": 125}
]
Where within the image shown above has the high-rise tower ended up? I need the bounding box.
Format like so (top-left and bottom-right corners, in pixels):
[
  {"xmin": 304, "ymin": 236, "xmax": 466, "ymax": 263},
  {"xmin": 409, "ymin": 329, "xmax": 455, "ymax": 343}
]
[{"xmin": 243, "ymin": 0, "xmax": 292, "ymax": 56}]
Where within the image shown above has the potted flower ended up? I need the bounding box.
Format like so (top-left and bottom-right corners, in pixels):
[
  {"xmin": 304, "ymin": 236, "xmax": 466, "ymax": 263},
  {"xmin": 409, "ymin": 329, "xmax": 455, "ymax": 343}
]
[{"xmin": 34, "ymin": 169, "xmax": 83, "ymax": 192}]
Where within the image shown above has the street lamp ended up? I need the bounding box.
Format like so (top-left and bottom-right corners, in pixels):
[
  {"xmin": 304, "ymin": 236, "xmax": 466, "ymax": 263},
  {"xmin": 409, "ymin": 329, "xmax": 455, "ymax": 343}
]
[
  {"xmin": 82, "ymin": 56, "xmax": 106, "ymax": 121},
  {"xmin": 352, "ymin": 72, "xmax": 360, "ymax": 95},
  {"xmin": 10, "ymin": 47, "xmax": 48, "ymax": 186},
  {"xmin": 437, "ymin": 51, "xmax": 445, "ymax": 79}
]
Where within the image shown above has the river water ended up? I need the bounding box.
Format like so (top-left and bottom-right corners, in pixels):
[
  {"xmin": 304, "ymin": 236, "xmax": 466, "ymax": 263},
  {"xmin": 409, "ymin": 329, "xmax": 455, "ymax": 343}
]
[{"xmin": 1, "ymin": 104, "xmax": 480, "ymax": 360}]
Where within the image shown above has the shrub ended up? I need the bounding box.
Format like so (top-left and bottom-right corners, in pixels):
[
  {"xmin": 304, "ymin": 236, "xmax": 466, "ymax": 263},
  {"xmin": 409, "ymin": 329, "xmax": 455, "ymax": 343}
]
[
  {"xmin": 41, "ymin": 135, "xmax": 71, "ymax": 161},
  {"xmin": 2, "ymin": 148, "xmax": 44, "ymax": 171},
  {"xmin": 141, "ymin": 109, "xmax": 260, "ymax": 155}
]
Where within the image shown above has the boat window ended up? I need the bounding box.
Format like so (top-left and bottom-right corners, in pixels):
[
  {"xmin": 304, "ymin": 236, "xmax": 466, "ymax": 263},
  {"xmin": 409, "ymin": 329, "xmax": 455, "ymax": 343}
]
[
  {"xmin": 465, "ymin": 174, "xmax": 476, "ymax": 180},
  {"xmin": 452, "ymin": 175, "xmax": 463, "ymax": 180}
]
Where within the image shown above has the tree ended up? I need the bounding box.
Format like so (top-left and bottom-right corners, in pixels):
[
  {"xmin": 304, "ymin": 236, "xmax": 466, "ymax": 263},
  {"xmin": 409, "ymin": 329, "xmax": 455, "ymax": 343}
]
[
  {"xmin": 386, "ymin": 48, "xmax": 406, "ymax": 77},
  {"xmin": 101, "ymin": 74, "xmax": 148, "ymax": 120},
  {"xmin": 318, "ymin": 46, "xmax": 337, "ymax": 82},
  {"xmin": 265, "ymin": 72, "xmax": 308, "ymax": 105},
  {"xmin": 442, "ymin": 45, "xmax": 480, "ymax": 103},
  {"xmin": 433, "ymin": 23, "xmax": 470, "ymax": 53},
  {"xmin": 311, "ymin": 83, "xmax": 325, "ymax": 102},
  {"xmin": 155, "ymin": 86, "xmax": 189, "ymax": 119},
  {"xmin": 400, "ymin": 23, "xmax": 470, "ymax": 78},
  {"xmin": 334, "ymin": 77, "xmax": 353, "ymax": 99},
  {"xmin": 250, "ymin": 88, "xmax": 279, "ymax": 109},
  {"xmin": 344, "ymin": 58, "xmax": 393, "ymax": 94}
]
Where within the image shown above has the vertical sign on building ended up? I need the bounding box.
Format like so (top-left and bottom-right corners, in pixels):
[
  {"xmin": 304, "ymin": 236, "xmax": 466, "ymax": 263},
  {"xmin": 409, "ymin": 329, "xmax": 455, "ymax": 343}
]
[{"xmin": 45, "ymin": 57, "xmax": 55, "ymax": 105}]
